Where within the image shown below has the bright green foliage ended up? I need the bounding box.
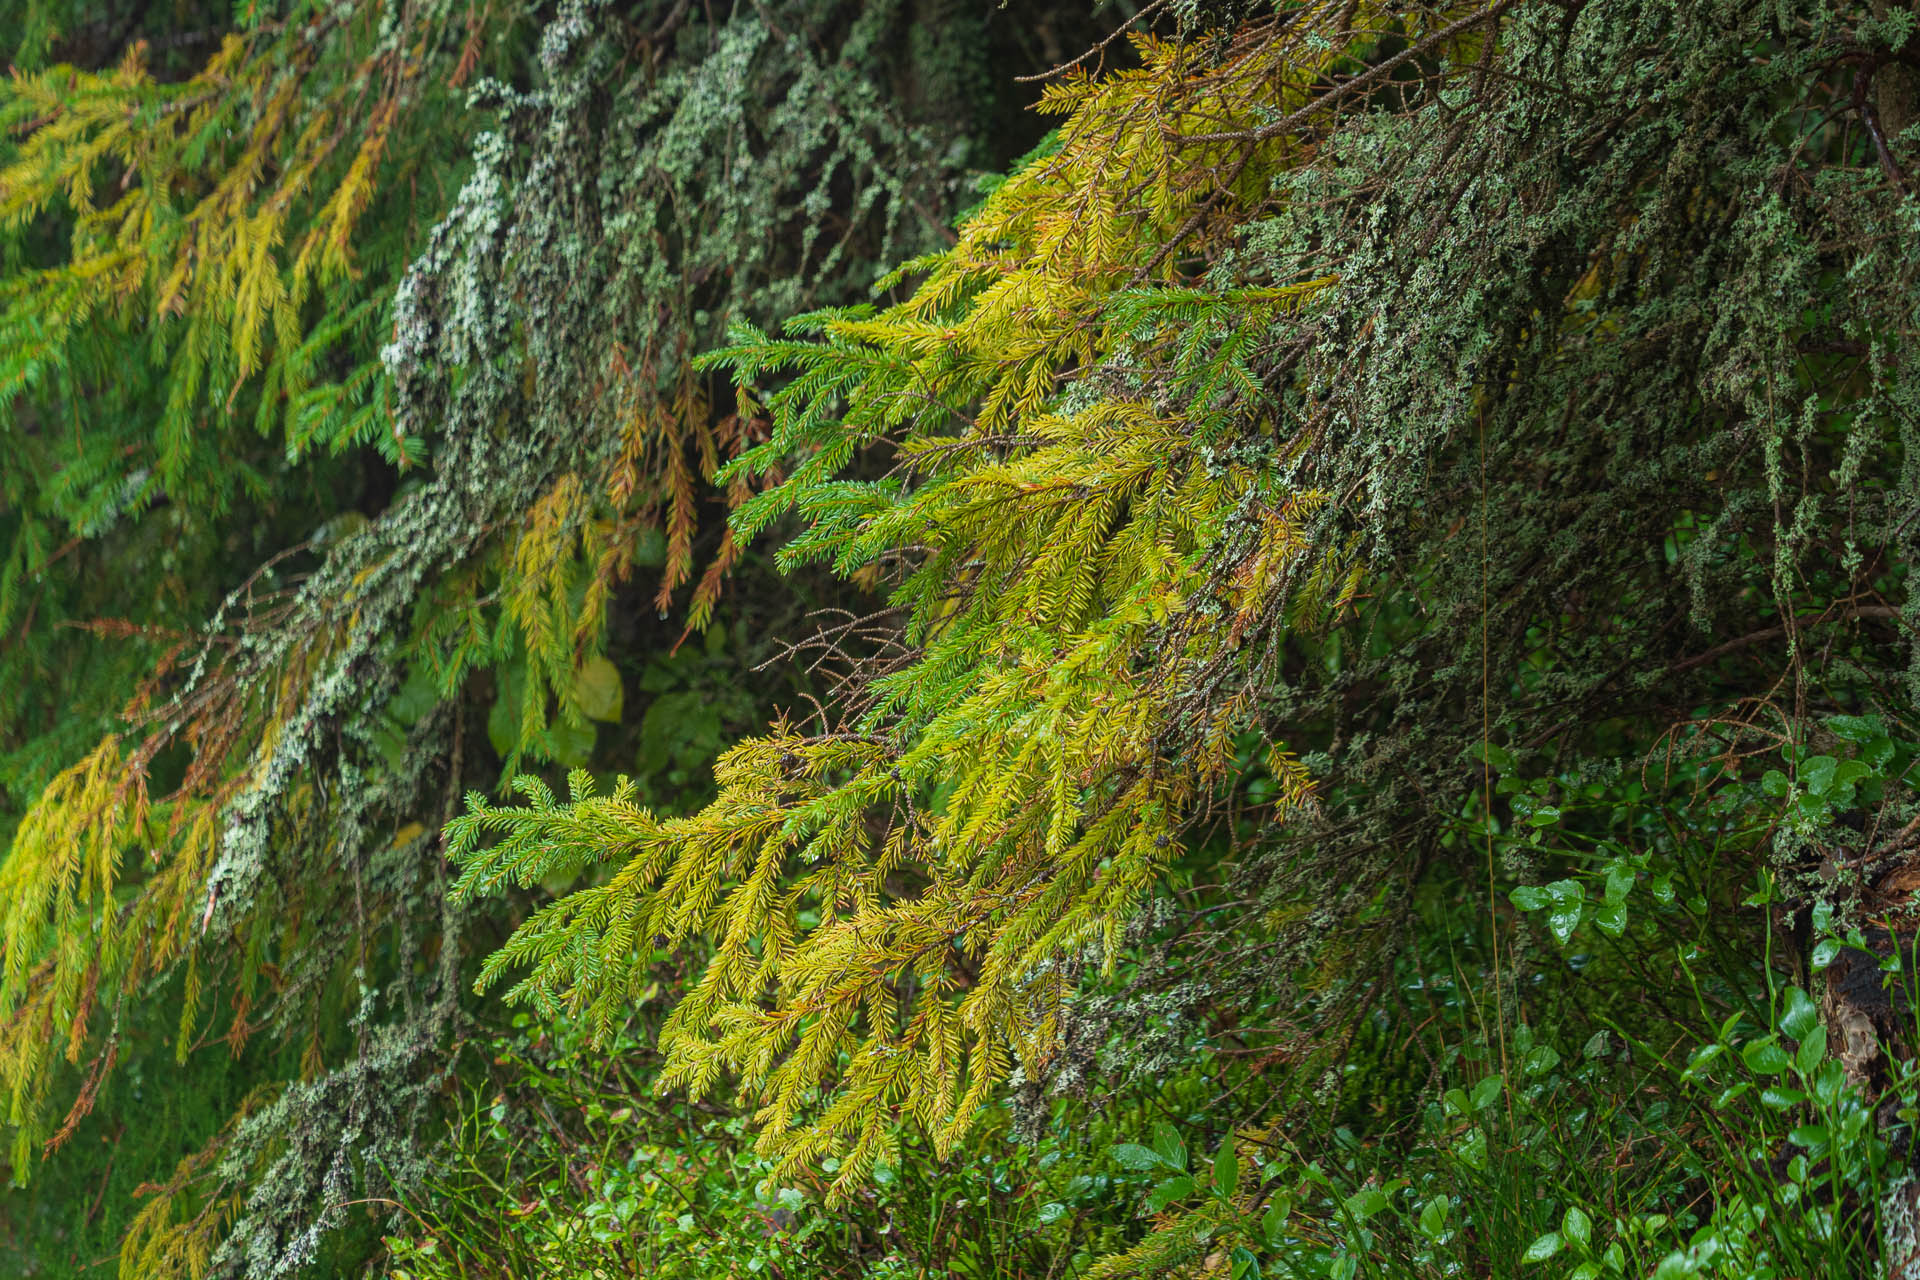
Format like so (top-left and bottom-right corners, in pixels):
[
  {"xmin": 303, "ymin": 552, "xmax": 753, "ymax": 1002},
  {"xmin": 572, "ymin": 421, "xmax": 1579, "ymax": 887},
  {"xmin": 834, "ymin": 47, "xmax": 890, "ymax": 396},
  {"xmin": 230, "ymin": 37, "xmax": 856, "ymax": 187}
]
[
  {"xmin": 0, "ymin": 0, "xmax": 1045, "ymax": 1271},
  {"xmin": 10, "ymin": 0, "xmax": 1920, "ymax": 1274},
  {"xmin": 0, "ymin": 2, "xmax": 483, "ymax": 829},
  {"xmin": 1088, "ymin": 720, "xmax": 1920, "ymax": 1279},
  {"xmin": 447, "ymin": 8, "xmax": 1458, "ymax": 1195},
  {"xmin": 449, "ymin": 0, "xmax": 1920, "ymax": 1273},
  {"xmin": 0, "ymin": 18, "xmax": 432, "ymax": 476},
  {"xmin": 384, "ymin": 1010, "xmax": 1158, "ymax": 1279}
]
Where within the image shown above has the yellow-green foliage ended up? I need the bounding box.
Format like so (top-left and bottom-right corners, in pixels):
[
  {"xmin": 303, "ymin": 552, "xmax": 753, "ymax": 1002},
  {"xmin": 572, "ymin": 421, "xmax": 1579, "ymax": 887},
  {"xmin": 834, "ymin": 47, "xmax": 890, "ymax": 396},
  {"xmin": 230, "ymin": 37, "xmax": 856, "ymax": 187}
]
[
  {"xmin": 485, "ymin": 374, "xmax": 752, "ymax": 772},
  {"xmin": 0, "ymin": 0, "xmax": 1103, "ymax": 1269},
  {"xmin": 0, "ymin": 3, "xmax": 740, "ymax": 1190},
  {"xmin": 0, "ymin": 739, "xmax": 140, "ymax": 1170},
  {"xmin": 0, "ymin": 615, "xmax": 335, "ymax": 1177},
  {"xmin": 451, "ymin": 6, "xmax": 1484, "ymax": 1195},
  {"xmin": 115, "ymin": 1084, "xmax": 277, "ymax": 1280},
  {"xmin": 0, "ymin": 15, "xmax": 448, "ymax": 469}
]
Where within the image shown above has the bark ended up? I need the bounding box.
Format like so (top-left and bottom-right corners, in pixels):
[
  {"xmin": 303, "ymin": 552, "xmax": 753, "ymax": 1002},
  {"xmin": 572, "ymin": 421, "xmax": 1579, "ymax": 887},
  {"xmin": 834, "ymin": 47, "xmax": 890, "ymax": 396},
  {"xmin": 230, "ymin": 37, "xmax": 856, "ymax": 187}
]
[{"xmin": 1814, "ymin": 858, "xmax": 1920, "ymax": 1275}]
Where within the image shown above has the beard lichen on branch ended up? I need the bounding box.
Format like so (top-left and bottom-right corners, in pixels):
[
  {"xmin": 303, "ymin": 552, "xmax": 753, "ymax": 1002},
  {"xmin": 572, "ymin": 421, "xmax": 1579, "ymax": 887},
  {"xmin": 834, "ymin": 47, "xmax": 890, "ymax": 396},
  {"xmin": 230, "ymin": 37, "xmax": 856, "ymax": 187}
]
[
  {"xmin": 5, "ymin": 0, "xmax": 1920, "ymax": 1271},
  {"xmin": 0, "ymin": 0, "xmax": 995, "ymax": 1272},
  {"xmin": 447, "ymin": 3, "xmax": 1454, "ymax": 1201},
  {"xmin": 452, "ymin": 0, "xmax": 1920, "ymax": 1266}
]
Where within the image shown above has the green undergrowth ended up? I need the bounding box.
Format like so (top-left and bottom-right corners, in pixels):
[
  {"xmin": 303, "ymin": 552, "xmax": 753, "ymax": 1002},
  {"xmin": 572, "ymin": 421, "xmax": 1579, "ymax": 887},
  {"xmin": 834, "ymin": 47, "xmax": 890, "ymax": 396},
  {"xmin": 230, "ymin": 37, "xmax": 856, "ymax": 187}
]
[
  {"xmin": 7, "ymin": 0, "xmax": 1920, "ymax": 1273},
  {"xmin": 0, "ymin": 974, "xmax": 309, "ymax": 1276},
  {"xmin": 384, "ymin": 1012, "xmax": 1164, "ymax": 1278},
  {"xmin": 381, "ymin": 711, "xmax": 1920, "ymax": 1278}
]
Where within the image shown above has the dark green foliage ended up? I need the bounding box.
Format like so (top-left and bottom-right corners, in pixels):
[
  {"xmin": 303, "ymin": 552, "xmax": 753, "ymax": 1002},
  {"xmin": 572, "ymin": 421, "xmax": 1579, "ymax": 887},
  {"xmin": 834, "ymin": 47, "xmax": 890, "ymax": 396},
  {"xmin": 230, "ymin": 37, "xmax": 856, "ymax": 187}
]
[
  {"xmin": 0, "ymin": 0, "xmax": 1089, "ymax": 1272},
  {"xmin": 9, "ymin": 0, "xmax": 1920, "ymax": 1275},
  {"xmin": 1037, "ymin": 0, "xmax": 1920, "ymax": 1270},
  {"xmin": 384, "ymin": 1010, "xmax": 1169, "ymax": 1278}
]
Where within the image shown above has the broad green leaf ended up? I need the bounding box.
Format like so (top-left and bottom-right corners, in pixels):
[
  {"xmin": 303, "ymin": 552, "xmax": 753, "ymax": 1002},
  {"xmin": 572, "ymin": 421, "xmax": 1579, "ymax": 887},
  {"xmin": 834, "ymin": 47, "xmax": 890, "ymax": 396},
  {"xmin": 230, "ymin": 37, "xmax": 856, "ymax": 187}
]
[
  {"xmin": 1827, "ymin": 714, "xmax": 1885, "ymax": 745},
  {"xmin": 1511, "ymin": 885, "xmax": 1548, "ymax": 911},
  {"xmin": 1343, "ymin": 1187, "xmax": 1391, "ymax": 1221},
  {"xmin": 548, "ymin": 718, "xmax": 595, "ymax": 769},
  {"xmin": 1741, "ymin": 1039, "xmax": 1791, "ymax": 1076},
  {"xmin": 1476, "ymin": 742, "xmax": 1517, "ymax": 773},
  {"xmin": 1263, "ymin": 1193, "xmax": 1292, "ymax": 1246},
  {"xmin": 1151, "ymin": 1121, "xmax": 1186, "ymax": 1170},
  {"xmin": 1760, "ymin": 1085, "xmax": 1807, "ymax": 1110},
  {"xmin": 1779, "ymin": 987, "xmax": 1818, "ymax": 1040},
  {"xmin": 572, "ymin": 654, "xmax": 624, "ymax": 722},
  {"xmin": 1548, "ymin": 901, "xmax": 1583, "ymax": 944},
  {"xmin": 1796, "ymin": 1026, "xmax": 1826, "ymax": 1074},
  {"xmin": 1603, "ymin": 863, "xmax": 1635, "ymax": 903},
  {"xmin": 1788, "ymin": 1124, "xmax": 1829, "ymax": 1149},
  {"xmin": 1144, "ymin": 1175, "xmax": 1193, "ymax": 1213},
  {"xmin": 1213, "ymin": 1140, "xmax": 1239, "ymax": 1196},
  {"xmin": 1811, "ymin": 1059, "xmax": 1845, "ymax": 1107}
]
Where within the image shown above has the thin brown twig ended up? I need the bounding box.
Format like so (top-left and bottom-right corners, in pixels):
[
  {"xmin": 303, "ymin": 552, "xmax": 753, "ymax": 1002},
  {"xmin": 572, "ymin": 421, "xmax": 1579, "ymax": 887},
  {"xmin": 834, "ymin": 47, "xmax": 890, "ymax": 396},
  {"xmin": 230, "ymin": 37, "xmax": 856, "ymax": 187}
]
[
  {"xmin": 1166, "ymin": 1, "xmax": 1521, "ymax": 147},
  {"xmin": 1013, "ymin": 0, "xmax": 1169, "ymax": 83}
]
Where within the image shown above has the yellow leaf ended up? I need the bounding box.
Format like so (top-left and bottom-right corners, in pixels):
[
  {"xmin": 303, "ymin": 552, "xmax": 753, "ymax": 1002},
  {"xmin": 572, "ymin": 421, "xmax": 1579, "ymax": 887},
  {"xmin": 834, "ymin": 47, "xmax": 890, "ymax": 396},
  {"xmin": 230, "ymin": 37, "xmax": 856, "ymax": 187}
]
[{"xmin": 572, "ymin": 655, "xmax": 624, "ymax": 723}]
